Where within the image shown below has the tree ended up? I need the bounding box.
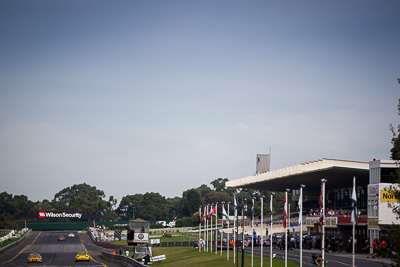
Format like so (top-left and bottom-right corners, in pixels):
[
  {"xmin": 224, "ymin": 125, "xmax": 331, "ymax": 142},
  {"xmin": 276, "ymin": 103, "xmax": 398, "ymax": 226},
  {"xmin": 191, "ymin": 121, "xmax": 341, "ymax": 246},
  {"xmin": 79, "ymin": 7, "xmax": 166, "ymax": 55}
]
[
  {"xmin": 52, "ymin": 183, "xmax": 113, "ymax": 214},
  {"xmin": 141, "ymin": 192, "xmax": 168, "ymax": 221},
  {"xmin": 182, "ymin": 189, "xmax": 202, "ymax": 217},
  {"xmin": 196, "ymin": 184, "xmax": 213, "ymax": 198},
  {"xmin": 210, "ymin": 178, "xmax": 229, "ymax": 192},
  {"xmin": 390, "ymin": 98, "xmax": 400, "ymax": 161},
  {"xmin": 117, "ymin": 194, "xmax": 144, "ymax": 220}
]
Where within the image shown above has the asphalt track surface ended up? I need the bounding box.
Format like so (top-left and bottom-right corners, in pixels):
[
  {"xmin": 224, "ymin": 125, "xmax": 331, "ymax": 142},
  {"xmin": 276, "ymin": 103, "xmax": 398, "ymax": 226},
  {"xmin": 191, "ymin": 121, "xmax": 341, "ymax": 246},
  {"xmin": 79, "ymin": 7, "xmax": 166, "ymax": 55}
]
[{"xmin": 0, "ymin": 231, "xmax": 122, "ymax": 267}]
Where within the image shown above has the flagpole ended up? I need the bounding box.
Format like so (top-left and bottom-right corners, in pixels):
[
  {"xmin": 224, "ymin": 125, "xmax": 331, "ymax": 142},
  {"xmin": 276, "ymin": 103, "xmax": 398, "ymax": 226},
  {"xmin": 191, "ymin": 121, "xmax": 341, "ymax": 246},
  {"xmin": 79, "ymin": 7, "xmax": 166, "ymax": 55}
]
[
  {"xmin": 234, "ymin": 196, "xmax": 236, "ymax": 264},
  {"xmin": 210, "ymin": 204, "xmax": 213, "ymax": 253},
  {"xmin": 285, "ymin": 189, "xmax": 289, "ymax": 267},
  {"xmin": 227, "ymin": 201, "xmax": 230, "ymax": 261},
  {"xmin": 206, "ymin": 205, "xmax": 209, "ymax": 252},
  {"xmin": 215, "ymin": 202, "xmax": 218, "ymax": 255},
  {"xmin": 251, "ymin": 198, "xmax": 254, "ymax": 267},
  {"xmin": 270, "ymin": 193, "xmax": 274, "ymax": 267},
  {"xmin": 352, "ymin": 176, "xmax": 356, "ymax": 267},
  {"xmin": 221, "ymin": 202, "xmax": 224, "ymax": 257},
  {"xmin": 199, "ymin": 206, "xmax": 201, "ymax": 253},
  {"xmin": 321, "ymin": 179, "xmax": 327, "ymax": 267},
  {"xmin": 299, "ymin": 185, "xmax": 305, "ymax": 267},
  {"xmin": 260, "ymin": 197, "xmax": 264, "ymax": 267}
]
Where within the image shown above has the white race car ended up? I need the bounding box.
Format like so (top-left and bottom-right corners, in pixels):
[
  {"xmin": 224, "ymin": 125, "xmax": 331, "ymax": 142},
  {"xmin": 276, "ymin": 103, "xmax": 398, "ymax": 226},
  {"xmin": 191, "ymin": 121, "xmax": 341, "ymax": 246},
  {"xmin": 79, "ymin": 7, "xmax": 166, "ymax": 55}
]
[{"xmin": 68, "ymin": 233, "xmax": 75, "ymax": 238}]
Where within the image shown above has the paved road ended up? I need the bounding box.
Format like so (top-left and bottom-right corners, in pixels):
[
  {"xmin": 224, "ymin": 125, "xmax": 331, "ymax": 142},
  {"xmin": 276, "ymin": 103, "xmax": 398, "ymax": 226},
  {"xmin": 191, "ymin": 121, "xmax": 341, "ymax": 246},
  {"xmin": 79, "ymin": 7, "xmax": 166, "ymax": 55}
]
[{"xmin": 0, "ymin": 231, "xmax": 122, "ymax": 267}]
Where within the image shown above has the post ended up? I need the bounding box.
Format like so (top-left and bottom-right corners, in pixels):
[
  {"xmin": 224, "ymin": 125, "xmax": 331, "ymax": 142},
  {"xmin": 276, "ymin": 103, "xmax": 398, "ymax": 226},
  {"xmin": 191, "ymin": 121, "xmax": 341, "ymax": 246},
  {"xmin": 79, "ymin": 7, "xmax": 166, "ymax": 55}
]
[
  {"xmin": 260, "ymin": 197, "xmax": 264, "ymax": 267},
  {"xmin": 199, "ymin": 206, "xmax": 201, "ymax": 253},
  {"xmin": 210, "ymin": 204, "xmax": 213, "ymax": 253},
  {"xmin": 285, "ymin": 190, "xmax": 289, "ymax": 267},
  {"xmin": 321, "ymin": 179, "xmax": 327, "ymax": 267},
  {"xmin": 215, "ymin": 203, "xmax": 218, "ymax": 255},
  {"xmin": 270, "ymin": 193, "xmax": 274, "ymax": 267},
  {"xmin": 221, "ymin": 202, "xmax": 224, "ymax": 257},
  {"xmin": 241, "ymin": 200, "xmax": 245, "ymax": 267},
  {"xmin": 227, "ymin": 202, "xmax": 230, "ymax": 261},
  {"xmin": 206, "ymin": 205, "xmax": 209, "ymax": 252},
  {"xmin": 234, "ymin": 196, "xmax": 236, "ymax": 264},
  {"xmin": 352, "ymin": 176, "xmax": 356, "ymax": 267},
  {"xmin": 299, "ymin": 185, "xmax": 305, "ymax": 267},
  {"xmin": 251, "ymin": 198, "xmax": 254, "ymax": 267}
]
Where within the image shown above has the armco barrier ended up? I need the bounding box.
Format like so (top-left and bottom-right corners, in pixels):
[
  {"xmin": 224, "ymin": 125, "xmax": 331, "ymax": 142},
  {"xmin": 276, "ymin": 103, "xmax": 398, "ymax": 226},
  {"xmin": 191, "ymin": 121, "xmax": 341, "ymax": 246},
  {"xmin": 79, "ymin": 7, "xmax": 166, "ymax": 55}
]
[
  {"xmin": 102, "ymin": 249, "xmax": 148, "ymax": 267},
  {"xmin": 0, "ymin": 229, "xmax": 32, "ymax": 254}
]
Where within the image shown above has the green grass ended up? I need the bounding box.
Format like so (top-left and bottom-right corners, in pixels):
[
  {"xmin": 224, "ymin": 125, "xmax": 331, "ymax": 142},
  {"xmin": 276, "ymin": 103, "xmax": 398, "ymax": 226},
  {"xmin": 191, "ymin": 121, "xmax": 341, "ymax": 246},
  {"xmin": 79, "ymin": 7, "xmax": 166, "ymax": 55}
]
[{"xmin": 150, "ymin": 247, "xmax": 299, "ymax": 267}]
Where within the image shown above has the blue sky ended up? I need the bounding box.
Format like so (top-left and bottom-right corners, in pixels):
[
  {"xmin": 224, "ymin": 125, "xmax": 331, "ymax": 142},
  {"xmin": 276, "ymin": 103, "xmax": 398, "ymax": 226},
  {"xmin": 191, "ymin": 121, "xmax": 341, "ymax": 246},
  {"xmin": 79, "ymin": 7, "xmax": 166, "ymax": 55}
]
[{"xmin": 1, "ymin": 1, "xmax": 399, "ymax": 203}]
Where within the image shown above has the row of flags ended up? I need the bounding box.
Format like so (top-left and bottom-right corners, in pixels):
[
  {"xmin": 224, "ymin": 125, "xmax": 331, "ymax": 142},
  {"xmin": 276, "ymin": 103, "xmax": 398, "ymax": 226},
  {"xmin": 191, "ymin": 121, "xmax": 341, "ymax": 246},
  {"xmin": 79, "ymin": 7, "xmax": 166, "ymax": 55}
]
[{"xmin": 198, "ymin": 182, "xmax": 358, "ymax": 226}]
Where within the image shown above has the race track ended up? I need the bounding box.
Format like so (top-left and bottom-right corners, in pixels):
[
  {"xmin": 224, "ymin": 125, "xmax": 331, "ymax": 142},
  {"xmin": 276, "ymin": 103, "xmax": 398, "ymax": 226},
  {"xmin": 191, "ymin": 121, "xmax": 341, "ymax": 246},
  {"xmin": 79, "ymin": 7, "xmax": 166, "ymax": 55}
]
[{"xmin": 0, "ymin": 231, "xmax": 121, "ymax": 267}]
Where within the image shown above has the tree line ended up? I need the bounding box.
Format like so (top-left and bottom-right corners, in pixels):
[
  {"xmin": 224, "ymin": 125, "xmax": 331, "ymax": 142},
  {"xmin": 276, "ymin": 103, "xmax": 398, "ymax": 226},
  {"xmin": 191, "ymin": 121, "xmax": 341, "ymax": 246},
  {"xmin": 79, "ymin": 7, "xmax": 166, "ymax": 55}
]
[{"xmin": 0, "ymin": 178, "xmax": 289, "ymax": 229}]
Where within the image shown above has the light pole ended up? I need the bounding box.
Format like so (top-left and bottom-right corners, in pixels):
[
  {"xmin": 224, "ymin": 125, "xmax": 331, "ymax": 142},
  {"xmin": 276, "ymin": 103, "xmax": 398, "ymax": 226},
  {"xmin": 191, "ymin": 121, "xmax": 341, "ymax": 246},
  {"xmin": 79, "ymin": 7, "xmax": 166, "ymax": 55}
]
[
  {"xmin": 321, "ymin": 179, "xmax": 327, "ymax": 267},
  {"xmin": 270, "ymin": 192, "xmax": 275, "ymax": 267}
]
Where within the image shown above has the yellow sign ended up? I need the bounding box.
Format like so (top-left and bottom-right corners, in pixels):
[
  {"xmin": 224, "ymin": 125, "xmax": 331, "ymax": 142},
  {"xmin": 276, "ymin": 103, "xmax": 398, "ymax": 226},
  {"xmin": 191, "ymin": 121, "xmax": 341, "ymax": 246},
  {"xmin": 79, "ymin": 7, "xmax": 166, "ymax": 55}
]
[
  {"xmin": 368, "ymin": 218, "xmax": 378, "ymax": 228},
  {"xmin": 381, "ymin": 190, "xmax": 400, "ymax": 202}
]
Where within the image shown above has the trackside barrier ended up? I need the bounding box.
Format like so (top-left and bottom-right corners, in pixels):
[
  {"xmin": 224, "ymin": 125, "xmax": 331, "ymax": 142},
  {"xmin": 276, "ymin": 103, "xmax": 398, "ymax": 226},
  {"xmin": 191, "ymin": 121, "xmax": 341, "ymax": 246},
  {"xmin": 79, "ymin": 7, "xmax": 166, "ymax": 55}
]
[
  {"xmin": 0, "ymin": 229, "xmax": 32, "ymax": 254},
  {"xmin": 102, "ymin": 249, "xmax": 148, "ymax": 267}
]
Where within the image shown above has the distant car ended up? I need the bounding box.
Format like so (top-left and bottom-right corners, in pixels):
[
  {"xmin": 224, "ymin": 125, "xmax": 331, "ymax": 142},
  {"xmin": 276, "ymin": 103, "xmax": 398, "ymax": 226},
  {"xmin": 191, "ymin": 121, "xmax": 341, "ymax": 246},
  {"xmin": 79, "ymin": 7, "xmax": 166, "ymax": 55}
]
[
  {"xmin": 68, "ymin": 233, "xmax": 75, "ymax": 238},
  {"xmin": 27, "ymin": 253, "xmax": 42, "ymax": 263},
  {"xmin": 58, "ymin": 236, "xmax": 65, "ymax": 241},
  {"xmin": 75, "ymin": 252, "xmax": 90, "ymax": 262}
]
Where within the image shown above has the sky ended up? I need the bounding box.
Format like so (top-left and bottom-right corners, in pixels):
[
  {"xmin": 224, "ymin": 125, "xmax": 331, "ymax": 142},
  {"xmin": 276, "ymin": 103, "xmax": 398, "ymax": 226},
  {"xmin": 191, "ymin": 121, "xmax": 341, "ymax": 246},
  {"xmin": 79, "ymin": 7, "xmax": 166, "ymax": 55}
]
[{"xmin": 1, "ymin": 1, "xmax": 399, "ymax": 204}]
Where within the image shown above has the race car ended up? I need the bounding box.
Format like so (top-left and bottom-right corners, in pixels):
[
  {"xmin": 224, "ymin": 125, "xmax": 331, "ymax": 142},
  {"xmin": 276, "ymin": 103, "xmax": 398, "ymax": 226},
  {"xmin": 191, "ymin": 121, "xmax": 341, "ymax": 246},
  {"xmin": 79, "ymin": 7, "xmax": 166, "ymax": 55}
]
[
  {"xmin": 75, "ymin": 252, "xmax": 90, "ymax": 262},
  {"xmin": 68, "ymin": 233, "xmax": 75, "ymax": 238},
  {"xmin": 58, "ymin": 235, "xmax": 65, "ymax": 241},
  {"xmin": 27, "ymin": 253, "xmax": 42, "ymax": 263}
]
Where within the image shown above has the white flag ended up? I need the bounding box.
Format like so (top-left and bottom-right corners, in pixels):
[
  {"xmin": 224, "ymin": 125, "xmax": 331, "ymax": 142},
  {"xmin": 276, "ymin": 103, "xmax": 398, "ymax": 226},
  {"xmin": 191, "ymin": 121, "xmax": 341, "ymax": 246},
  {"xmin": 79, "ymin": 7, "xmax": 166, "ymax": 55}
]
[
  {"xmin": 222, "ymin": 205, "xmax": 229, "ymax": 220},
  {"xmin": 351, "ymin": 182, "xmax": 357, "ymax": 224},
  {"xmin": 298, "ymin": 189, "xmax": 302, "ymax": 225}
]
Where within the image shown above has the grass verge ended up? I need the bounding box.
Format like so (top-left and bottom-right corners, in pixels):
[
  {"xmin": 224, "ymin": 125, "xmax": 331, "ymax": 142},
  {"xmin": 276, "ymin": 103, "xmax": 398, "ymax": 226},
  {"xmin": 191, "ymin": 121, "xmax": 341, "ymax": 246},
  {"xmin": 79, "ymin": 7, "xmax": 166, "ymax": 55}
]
[{"xmin": 150, "ymin": 247, "xmax": 299, "ymax": 267}]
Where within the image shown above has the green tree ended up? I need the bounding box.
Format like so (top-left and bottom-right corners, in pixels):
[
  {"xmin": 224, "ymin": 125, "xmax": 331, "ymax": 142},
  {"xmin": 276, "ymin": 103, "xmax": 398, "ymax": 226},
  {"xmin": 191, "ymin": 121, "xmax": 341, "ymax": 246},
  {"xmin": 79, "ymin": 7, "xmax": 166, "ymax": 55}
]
[
  {"xmin": 196, "ymin": 184, "xmax": 213, "ymax": 198},
  {"xmin": 141, "ymin": 192, "xmax": 168, "ymax": 221},
  {"xmin": 52, "ymin": 183, "xmax": 113, "ymax": 214},
  {"xmin": 210, "ymin": 178, "xmax": 229, "ymax": 192},
  {"xmin": 182, "ymin": 189, "xmax": 202, "ymax": 217},
  {"xmin": 166, "ymin": 197, "xmax": 182, "ymax": 220},
  {"xmin": 117, "ymin": 194, "xmax": 144, "ymax": 220}
]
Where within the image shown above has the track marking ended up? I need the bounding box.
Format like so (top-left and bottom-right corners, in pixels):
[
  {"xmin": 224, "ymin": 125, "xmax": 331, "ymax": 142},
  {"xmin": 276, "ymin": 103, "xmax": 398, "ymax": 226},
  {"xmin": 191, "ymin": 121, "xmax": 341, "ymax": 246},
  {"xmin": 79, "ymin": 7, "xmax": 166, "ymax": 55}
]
[
  {"xmin": 80, "ymin": 238, "xmax": 107, "ymax": 267},
  {"xmin": 2, "ymin": 231, "xmax": 42, "ymax": 264}
]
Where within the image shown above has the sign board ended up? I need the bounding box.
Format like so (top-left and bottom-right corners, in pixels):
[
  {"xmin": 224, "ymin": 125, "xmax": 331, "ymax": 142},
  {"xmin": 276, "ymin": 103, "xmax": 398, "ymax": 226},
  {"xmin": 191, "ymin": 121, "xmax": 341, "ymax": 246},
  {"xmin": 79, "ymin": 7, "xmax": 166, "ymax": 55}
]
[
  {"xmin": 151, "ymin": 239, "xmax": 160, "ymax": 244},
  {"xmin": 133, "ymin": 233, "xmax": 149, "ymax": 243},
  {"xmin": 368, "ymin": 218, "xmax": 379, "ymax": 228},
  {"xmin": 381, "ymin": 190, "xmax": 400, "ymax": 202},
  {"xmin": 151, "ymin": 255, "xmax": 166, "ymax": 262}
]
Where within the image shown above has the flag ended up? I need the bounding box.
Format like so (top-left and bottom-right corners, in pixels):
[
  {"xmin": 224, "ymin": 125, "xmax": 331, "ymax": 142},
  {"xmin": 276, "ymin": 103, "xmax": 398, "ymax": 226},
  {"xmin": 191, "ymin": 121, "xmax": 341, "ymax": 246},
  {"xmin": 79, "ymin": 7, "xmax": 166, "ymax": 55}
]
[
  {"xmin": 351, "ymin": 182, "xmax": 358, "ymax": 224},
  {"xmin": 201, "ymin": 206, "xmax": 206, "ymax": 224},
  {"xmin": 283, "ymin": 194, "xmax": 287, "ymax": 228},
  {"xmin": 207, "ymin": 206, "xmax": 216, "ymax": 220},
  {"xmin": 298, "ymin": 189, "xmax": 302, "ymax": 224},
  {"xmin": 319, "ymin": 186, "xmax": 324, "ymax": 225},
  {"xmin": 259, "ymin": 203, "xmax": 262, "ymax": 221},
  {"xmin": 270, "ymin": 199, "xmax": 273, "ymax": 214},
  {"xmin": 222, "ymin": 205, "xmax": 229, "ymax": 220},
  {"xmin": 251, "ymin": 203, "xmax": 254, "ymax": 221},
  {"xmin": 198, "ymin": 207, "xmax": 201, "ymax": 224},
  {"xmin": 234, "ymin": 196, "xmax": 237, "ymax": 217}
]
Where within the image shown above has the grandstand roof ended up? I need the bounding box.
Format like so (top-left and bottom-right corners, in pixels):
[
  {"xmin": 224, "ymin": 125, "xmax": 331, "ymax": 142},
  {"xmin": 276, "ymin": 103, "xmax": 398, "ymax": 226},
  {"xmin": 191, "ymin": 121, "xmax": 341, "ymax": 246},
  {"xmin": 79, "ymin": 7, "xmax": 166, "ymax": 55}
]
[{"xmin": 226, "ymin": 158, "xmax": 369, "ymax": 192}]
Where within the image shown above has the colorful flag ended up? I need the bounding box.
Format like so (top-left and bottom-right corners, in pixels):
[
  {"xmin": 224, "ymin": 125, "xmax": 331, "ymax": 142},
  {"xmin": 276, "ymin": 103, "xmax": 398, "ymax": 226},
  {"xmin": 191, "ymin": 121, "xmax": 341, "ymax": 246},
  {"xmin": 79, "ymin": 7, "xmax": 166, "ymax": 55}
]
[
  {"xmin": 207, "ymin": 206, "xmax": 216, "ymax": 220},
  {"xmin": 270, "ymin": 199, "xmax": 273, "ymax": 214},
  {"xmin": 351, "ymin": 182, "xmax": 358, "ymax": 224},
  {"xmin": 298, "ymin": 189, "xmax": 302, "ymax": 224},
  {"xmin": 198, "ymin": 207, "xmax": 202, "ymax": 224},
  {"xmin": 283, "ymin": 194, "xmax": 287, "ymax": 228},
  {"xmin": 222, "ymin": 205, "xmax": 229, "ymax": 220},
  {"xmin": 201, "ymin": 206, "xmax": 206, "ymax": 224},
  {"xmin": 234, "ymin": 196, "xmax": 237, "ymax": 217},
  {"xmin": 251, "ymin": 203, "xmax": 254, "ymax": 221},
  {"xmin": 319, "ymin": 186, "xmax": 324, "ymax": 225}
]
